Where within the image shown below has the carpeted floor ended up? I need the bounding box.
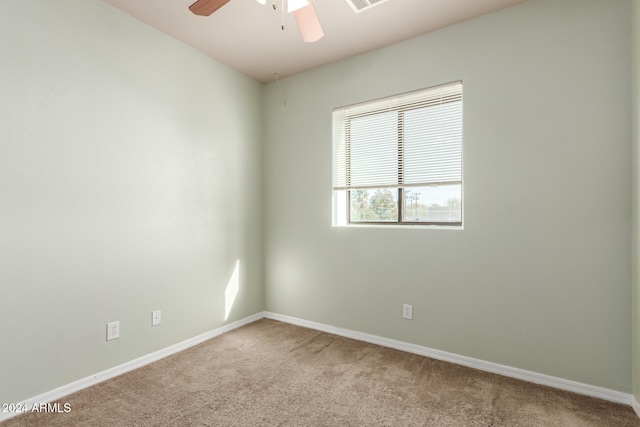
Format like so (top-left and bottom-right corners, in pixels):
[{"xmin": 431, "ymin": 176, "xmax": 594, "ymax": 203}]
[{"xmin": 3, "ymin": 319, "xmax": 639, "ymax": 426}]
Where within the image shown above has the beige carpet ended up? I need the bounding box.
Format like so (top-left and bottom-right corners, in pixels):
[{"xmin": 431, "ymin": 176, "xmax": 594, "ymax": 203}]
[{"xmin": 3, "ymin": 319, "xmax": 639, "ymax": 426}]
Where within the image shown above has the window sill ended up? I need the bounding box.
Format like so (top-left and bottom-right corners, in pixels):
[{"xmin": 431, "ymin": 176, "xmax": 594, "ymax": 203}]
[{"xmin": 333, "ymin": 223, "xmax": 464, "ymax": 230}]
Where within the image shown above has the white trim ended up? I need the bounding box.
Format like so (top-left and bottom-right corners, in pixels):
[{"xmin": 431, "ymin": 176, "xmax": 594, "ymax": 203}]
[
  {"xmin": 0, "ymin": 313, "xmax": 263, "ymax": 423},
  {"xmin": 633, "ymin": 396, "xmax": 640, "ymax": 418},
  {"xmin": 264, "ymin": 312, "xmax": 634, "ymax": 407}
]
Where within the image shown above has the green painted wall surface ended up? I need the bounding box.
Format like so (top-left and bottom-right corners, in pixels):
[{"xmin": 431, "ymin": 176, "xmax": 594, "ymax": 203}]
[
  {"xmin": 0, "ymin": 0, "xmax": 263, "ymax": 403},
  {"xmin": 632, "ymin": 0, "xmax": 640, "ymax": 405},
  {"xmin": 263, "ymin": 0, "xmax": 632, "ymax": 392}
]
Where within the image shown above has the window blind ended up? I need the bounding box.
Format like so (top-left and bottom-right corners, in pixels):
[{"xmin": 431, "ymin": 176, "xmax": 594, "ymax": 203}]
[{"xmin": 332, "ymin": 81, "xmax": 462, "ymax": 191}]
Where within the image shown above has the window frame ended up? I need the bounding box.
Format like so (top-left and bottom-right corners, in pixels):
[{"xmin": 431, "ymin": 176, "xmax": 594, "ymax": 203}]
[{"xmin": 333, "ymin": 81, "xmax": 463, "ymax": 227}]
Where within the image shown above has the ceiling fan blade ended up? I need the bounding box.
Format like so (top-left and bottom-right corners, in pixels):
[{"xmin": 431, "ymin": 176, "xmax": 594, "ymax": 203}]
[
  {"xmin": 189, "ymin": 0, "xmax": 231, "ymax": 16},
  {"xmin": 293, "ymin": 0, "xmax": 324, "ymax": 43}
]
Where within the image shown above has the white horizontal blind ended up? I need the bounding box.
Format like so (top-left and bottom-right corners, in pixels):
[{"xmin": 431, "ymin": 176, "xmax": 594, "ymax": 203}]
[{"xmin": 332, "ymin": 81, "xmax": 462, "ymax": 191}]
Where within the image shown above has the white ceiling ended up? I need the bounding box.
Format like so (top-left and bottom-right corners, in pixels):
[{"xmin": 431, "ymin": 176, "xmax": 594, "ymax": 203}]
[{"xmin": 102, "ymin": 0, "xmax": 528, "ymax": 83}]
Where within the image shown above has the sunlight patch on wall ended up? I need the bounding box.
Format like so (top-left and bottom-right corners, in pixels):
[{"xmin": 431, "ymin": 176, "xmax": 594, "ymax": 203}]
[{"xmin": 224, "ymin": 260, "xmax": 240, "ymax": 321}]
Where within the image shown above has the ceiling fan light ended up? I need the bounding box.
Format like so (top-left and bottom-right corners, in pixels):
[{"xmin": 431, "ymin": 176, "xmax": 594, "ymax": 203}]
[
  {"xmin": 287, "ymin": 0, "xmax": 309, "ymax": 13},
  {"xmin": 293, "ymin": 0, "xmax": 324, "ymax": 42},
  {"xmin": 255, "ymin": 0, "xmax": 266, "ymax": 4}
]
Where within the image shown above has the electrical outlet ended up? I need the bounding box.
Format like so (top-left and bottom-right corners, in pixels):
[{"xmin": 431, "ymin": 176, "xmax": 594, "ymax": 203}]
[
  {"xmin": 152, "ymin": 309, "xmax": 161, "ymax": 326},
  {"xmin": 403, "ymin": 304, "xmax": 413, "ymax": 320},
  {"xmin": 106, "ymin": 321, "xmax": 120, "ymax": 341}
]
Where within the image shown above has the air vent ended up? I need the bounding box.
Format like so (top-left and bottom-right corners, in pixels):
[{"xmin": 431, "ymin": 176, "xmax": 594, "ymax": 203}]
[{"xmin": 344, "ymin": 0, "xmax": 392, "ymax": 13}]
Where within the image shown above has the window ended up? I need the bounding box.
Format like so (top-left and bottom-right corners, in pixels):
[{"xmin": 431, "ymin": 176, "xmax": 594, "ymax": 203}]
[{"xmin": 332, "ymin": 81, "xmax": 463, "ymax": 227}]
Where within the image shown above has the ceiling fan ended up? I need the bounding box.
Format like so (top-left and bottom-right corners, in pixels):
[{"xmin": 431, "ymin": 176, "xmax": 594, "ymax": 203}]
[{"xmin": 188, "ymin": 0, "xmax": 324, "ymax": 43}]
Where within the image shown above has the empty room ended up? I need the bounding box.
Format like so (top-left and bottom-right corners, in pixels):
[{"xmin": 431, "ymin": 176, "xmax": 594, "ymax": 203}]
[{"xmin": 2, "ymin": 0, "xmax": 640, "ymax": 425}]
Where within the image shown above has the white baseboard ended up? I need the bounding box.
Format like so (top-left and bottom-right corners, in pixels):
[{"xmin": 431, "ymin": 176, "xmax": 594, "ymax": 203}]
[
  {"xmin": 0, "ymin": 312, "xmax": 263, "ymax": 423},
  {"xmin": 633, "ymin": 396, "xmax": 640, "ymax": 418},
  {"xmin": 264, "ymin": 311, "xmax": 634, "ymax": 408}
]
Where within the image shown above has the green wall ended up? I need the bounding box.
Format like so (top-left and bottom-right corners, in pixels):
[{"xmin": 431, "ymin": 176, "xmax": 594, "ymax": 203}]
[
  {"xmin": 0, "ymin": 0, "xmax": 263, "ymax": 403},
  {"xmin": 263, "ymin": 0, "xmax": 633, "ymax": 392},
  {"xmin": 632, "ymin": 0, "xmax": 640, "ymax": 408}
]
